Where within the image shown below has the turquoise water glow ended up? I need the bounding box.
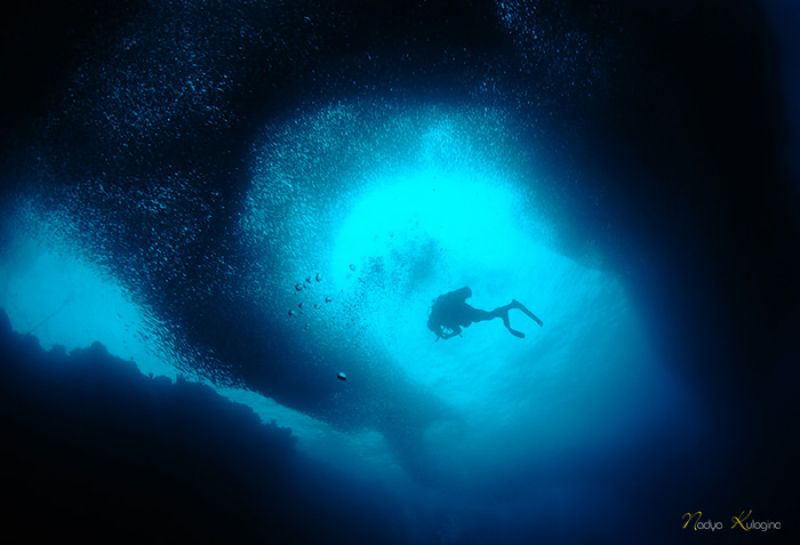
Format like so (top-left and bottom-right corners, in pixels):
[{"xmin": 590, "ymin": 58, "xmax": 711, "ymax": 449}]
[
  {"xmin": 0, "ymin": 101, "xmax": 688, "ymax": 488},
  {"xmin": 0, "ymin": 209, "xmax": 174, "ymax": 379},
  {"xmin": 237, "ymin": 102, "xmax": 684, "ymax": 483}
]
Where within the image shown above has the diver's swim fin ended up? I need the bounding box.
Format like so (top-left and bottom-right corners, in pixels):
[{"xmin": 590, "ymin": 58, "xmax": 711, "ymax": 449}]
[{"xmin": 512, "ymin": 299, "xmax": 543, "ymax": 327}]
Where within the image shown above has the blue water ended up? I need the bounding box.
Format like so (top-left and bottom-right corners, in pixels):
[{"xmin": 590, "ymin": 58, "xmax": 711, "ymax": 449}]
[
  {"xmin": 0, "ymin": 99, "xmax": 695, "ymax": 536},
  {"xmin": 238, "ymin": 101, "xmax": 689, "ymax": 483},
  {"xmin": 2, "ymin": 0, "xmax": 795, "ymax": 542}
]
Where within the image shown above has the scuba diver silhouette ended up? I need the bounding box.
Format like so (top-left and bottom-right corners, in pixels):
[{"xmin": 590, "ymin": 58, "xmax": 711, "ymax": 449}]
[{"xmin": 427, "ymin": 287, "xmax": 543, "ymax": 340}]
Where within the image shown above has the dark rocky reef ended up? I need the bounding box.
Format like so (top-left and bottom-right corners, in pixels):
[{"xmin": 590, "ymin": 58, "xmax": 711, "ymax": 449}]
[{"xmin": 0, "ymin": 309, "xmax": 404, "ymax": 543}]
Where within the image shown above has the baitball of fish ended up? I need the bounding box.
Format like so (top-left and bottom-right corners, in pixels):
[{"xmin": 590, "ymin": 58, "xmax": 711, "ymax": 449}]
[{"xmin": 337, "ymin": 372, "xmax": 347, "ymax": 381}]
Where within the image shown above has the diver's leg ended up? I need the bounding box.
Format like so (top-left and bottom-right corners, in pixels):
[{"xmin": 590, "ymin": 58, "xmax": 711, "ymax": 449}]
[
  {"xmin": 467, "ymin": 304, "xmax": 526, "ymax": 338},
  {"xmin": 511, "ymin": 299, "xmax": 543, "ymax": 327},
  {"xmin": 489, "ymin": 304, "xmax": 525, "ymax": 338},
  {"xmin": 465, "ymin": 306, "xmax": 495, "ymax": 323}
]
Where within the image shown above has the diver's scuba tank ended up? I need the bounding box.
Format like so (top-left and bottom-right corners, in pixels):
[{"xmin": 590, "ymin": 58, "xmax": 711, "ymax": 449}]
[
  {"xmin": 432, "ymin": 286, "xmax": 471, "ymax": 312},
  {"xmin": 450, "ymin": 286, "xmax": 472, "ymax": 300}
]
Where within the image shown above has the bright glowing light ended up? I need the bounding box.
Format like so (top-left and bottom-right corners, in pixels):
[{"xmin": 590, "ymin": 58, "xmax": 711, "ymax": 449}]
[
  {"xmin": 330, "ymin": 168, "xmax": 525, "ymax": 285},
  {"xmin": 240, "ymin": 102, "xmax": 681, "ymax": 482},
  {"xmin": 323, "ymin": 164, "xmax": 647, "ymax": 448}
]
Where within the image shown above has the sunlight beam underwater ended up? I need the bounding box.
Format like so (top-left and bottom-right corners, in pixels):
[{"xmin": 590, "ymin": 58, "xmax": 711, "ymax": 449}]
[{"xmin": 239, "ymin": 100, "xmax": 685, "ymax": 484}]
